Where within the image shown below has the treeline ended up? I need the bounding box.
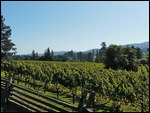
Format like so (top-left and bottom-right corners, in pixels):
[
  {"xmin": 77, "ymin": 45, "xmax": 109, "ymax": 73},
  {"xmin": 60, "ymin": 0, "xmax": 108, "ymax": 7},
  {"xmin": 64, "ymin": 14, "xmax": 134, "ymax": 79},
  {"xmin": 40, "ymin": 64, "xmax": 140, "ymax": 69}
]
[{"xmin": 13, "ymin": 42, "xmax": 149, "ymax": 71}]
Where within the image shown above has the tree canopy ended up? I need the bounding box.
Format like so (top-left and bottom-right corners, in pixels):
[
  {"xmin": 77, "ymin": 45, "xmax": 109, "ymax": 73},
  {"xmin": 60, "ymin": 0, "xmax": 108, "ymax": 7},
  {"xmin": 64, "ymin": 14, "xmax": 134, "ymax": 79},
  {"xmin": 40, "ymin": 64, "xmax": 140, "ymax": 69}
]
[
  {"xmin": 105, "ymin": 45, "xmax": 139, "ymax": 71},
  {"xmin": 1, "ymin": 14, "xmax": 16, "ymax": 62}
]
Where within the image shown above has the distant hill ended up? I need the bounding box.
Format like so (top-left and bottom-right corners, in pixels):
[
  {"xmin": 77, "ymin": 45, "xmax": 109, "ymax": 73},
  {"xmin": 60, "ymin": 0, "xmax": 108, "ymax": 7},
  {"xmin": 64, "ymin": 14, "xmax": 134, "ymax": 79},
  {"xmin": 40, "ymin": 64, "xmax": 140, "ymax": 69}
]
[
  {"xmin": 125, "ymin": 41, "xmax": 149, "ymax": 53},
  {"xmin": 54, "ymin": 51, "xmax": 68, "ymax": 55},
  {"xmin": 125, "ymin": 41, "xmax": 149, "ymax": 49},
  {"xmin": 83, "ymin": 41, "xmax": 149, "ymax": 54},
  {"xmin": 83, "ymin": 49, "xmax": 99, "ymax": 55}
]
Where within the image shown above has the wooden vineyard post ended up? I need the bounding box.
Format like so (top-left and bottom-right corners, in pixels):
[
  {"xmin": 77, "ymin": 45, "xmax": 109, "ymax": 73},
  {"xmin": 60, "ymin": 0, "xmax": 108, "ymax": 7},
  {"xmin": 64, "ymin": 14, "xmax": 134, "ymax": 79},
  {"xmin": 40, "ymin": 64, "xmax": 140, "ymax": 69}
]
[
  {"xmin": 9, "ymin": 77, "xmax": 14, "ymax": 94},
  {"xmin": 57, "ymin": 88, "xmax": 59, "ymax": 99},
  {"xmin": 77, "ymin": 90, "xmax": 87, "ymax": 112},
  {"xmin": 86, "ymin": 91, "xmax": 95, "ymax": 109}
]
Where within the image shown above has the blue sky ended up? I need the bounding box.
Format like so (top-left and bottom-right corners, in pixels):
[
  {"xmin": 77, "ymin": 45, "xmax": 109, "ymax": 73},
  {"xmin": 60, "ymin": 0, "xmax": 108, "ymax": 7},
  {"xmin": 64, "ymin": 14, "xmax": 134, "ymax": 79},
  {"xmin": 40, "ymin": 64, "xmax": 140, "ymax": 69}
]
[{"xmin": 1, "ymin": 1, "xmax": 149, "ymax": 54}]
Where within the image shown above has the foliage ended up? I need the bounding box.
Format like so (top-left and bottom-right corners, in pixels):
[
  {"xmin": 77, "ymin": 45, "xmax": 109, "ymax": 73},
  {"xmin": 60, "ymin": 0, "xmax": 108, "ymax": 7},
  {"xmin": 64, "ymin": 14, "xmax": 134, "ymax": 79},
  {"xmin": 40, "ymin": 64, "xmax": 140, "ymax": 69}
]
[
  {"xmin": 1, "ymin": 14, "xmax": 16, "ymax": 62},
  {"xmin": 1, "ymin": 60, "xmax": 149, "ymax": 112},
  {"xmin": 105, "ymin": 45, "xmax": 139, "ymax": 71}
]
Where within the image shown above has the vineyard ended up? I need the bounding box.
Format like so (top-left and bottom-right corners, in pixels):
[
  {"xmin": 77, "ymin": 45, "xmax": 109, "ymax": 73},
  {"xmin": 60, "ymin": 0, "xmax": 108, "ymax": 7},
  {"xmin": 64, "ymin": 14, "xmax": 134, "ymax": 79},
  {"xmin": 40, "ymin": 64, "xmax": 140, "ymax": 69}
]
[{"xmin": 1, "ymin": 60, "xmax": 149, "ymax": 112}]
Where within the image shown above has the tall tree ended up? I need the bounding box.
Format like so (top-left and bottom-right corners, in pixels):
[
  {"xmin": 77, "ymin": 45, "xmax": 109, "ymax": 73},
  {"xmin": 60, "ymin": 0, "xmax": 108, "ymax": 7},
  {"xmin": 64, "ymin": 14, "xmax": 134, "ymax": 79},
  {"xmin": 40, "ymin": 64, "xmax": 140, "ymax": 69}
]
[
  {"xmin": 1, "ymin": 14, "xmax": 16, "ymax": 62},
  {"xmin": 44, "ymin": 47, "xmax": 51, "ymax": 60},
  {"xmin": 51, "ymin": 50, "xmax": 54, "ymax": 57},
  {"xmin": 95, "ymin": 49, "xmax": 100, "ymax": 62},
  {"xmin": 101, "ymin": 42, "xmax": 106, "ymax": 50},
  {"xmin": 31, "ymin": 50, "xmax": 36, "ymax": 60},
  {"xmin": 51, "ymin": 50, "xmax": 54, "ymax": 61},
  {"xmin": 35, "ymin": 52, "xmax": 38, "ymax": 59},
  {"xmin": 99, "ymin": 42, "xmax": 107, "ymax": 62}
]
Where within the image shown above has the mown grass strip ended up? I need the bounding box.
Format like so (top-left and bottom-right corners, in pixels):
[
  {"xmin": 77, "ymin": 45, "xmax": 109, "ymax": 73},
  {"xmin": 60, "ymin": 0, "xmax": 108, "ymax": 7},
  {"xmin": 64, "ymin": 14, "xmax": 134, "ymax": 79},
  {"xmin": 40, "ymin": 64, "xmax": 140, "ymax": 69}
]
[
  {"xmin": 13, "ymin": 87, "xmax": 76, "ymax": 112},
  {"xmin": 15, "ymin": 79, "xmax": 80, "ymax": 106},
  {"xmin": 12, "ymin": 83, "xmax": 78, "ymax": 111},
  {"xmin": 12, "ymin": 89, "xmax": 68, "ymax": 112},
  {"xmin": 11, "ymin": 92, "xmax": 54, "ymax": 112}
]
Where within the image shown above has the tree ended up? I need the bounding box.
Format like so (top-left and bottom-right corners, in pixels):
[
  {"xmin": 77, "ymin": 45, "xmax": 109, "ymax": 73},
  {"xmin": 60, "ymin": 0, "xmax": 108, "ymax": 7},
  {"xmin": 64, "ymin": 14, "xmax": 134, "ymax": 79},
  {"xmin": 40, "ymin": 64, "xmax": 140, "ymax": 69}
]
[
  {"xmin": 95, "ymin": 42, "xmax": 107, "ymax": 62},
  {"xmin": 101, "ymin": 42, "xmax": 106, "ymax": 50},
  {"xmin": 77, "ymin": 52, "xmax": 83, "ymax": 62},
  {"xmin": 105, "ymin": 45, "xmax": 139, "ymax": 71},
  {"xmin": 87, "ymin": 52, "xmax": 93, "ymax": 62},
  {"xmin": 70, "ymin": 50, "xmax": 74, "ymax": 58},
  {"xmin": 1, "ymin": 14, "xmax": 16, "ymax": 62},
  {"xmin": 51, "ymin": 50, "xmax": 54, "ymax": 57},
  {"xmin": 105, "ymin": 45, "xmax": 123, "ymax": 69},
  {"xmin": 51, "ymin": 50, "xmax": 54, "ymax": 61},
  {"xmin": 136, "ymin": 47, "xmax": 142, "ymax": 59},
  {"xmin": 95, "ymin": 49, "xmax": 100, "ymax": 62},
  {"xmin": 124, "ymin": 46, "xmax": 139, "ymax": 71},
  {"xmin": 99, "ymin": 42, "xmax": 107, "ymax": 62},
  {"xmin": 35, "ymin": 52, "xmax": 38, "ymax": 59},
  {"xmin": 31, "ymin": 50, "xmax": 36, "ymax": 60},
  {"xmin": 44, "ymin": 47, "xmax": 52, "ymax": 60},
  {"xmin": 63, "ymin": 50, "xmax": 74, "ymax": 61}
]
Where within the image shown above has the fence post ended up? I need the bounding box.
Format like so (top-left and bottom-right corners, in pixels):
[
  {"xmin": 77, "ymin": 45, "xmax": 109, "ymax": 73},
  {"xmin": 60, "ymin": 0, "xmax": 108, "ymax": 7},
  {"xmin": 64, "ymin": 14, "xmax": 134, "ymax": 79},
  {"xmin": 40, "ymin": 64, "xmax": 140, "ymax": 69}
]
[
  {"xmin": 1, "ymin": 77, "xmax": 8, "ymax": 106},
  {"xmin": 9, "ymin": 77, "xmax": 14, "ymax": 94},
  {"xmin": 4, "ymin": 76, "xmax": 14, "ymax": 103},
  {"xmin": 4, "ymin": 77, "xmax": 9, "ymax": 103},
  {"xmin": 86, "ymin": 91, "xmax": 95, "ymax": 108},
  {"xmin": 77, "ymin": 90, "xmax": 87, "ymax": 112}
]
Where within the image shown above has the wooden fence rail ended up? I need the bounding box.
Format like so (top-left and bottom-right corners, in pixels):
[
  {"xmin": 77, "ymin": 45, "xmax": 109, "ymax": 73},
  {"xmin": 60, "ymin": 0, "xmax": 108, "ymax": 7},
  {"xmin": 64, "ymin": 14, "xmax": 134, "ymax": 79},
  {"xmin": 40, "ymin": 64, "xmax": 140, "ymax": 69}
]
[{"xmin": 1, "ymin": 76, "xmax": 94, "ymax": 112}]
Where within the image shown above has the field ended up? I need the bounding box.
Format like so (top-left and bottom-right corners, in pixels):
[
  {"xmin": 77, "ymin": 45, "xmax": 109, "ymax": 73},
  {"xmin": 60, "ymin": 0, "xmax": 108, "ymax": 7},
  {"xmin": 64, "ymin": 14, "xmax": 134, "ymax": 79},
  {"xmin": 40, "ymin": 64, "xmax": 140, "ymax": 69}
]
[{"xmin": 1, "ymin": 60, "xmax": 149, "ymax": 112}]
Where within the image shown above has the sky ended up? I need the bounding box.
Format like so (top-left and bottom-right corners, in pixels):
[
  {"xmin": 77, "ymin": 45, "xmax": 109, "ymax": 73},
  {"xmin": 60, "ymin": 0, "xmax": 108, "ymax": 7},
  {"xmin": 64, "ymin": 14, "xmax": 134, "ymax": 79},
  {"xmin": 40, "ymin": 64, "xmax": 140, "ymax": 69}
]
[{"xmin": 1, "ymin": 1, "xmax": 149, "ymax": 54}]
